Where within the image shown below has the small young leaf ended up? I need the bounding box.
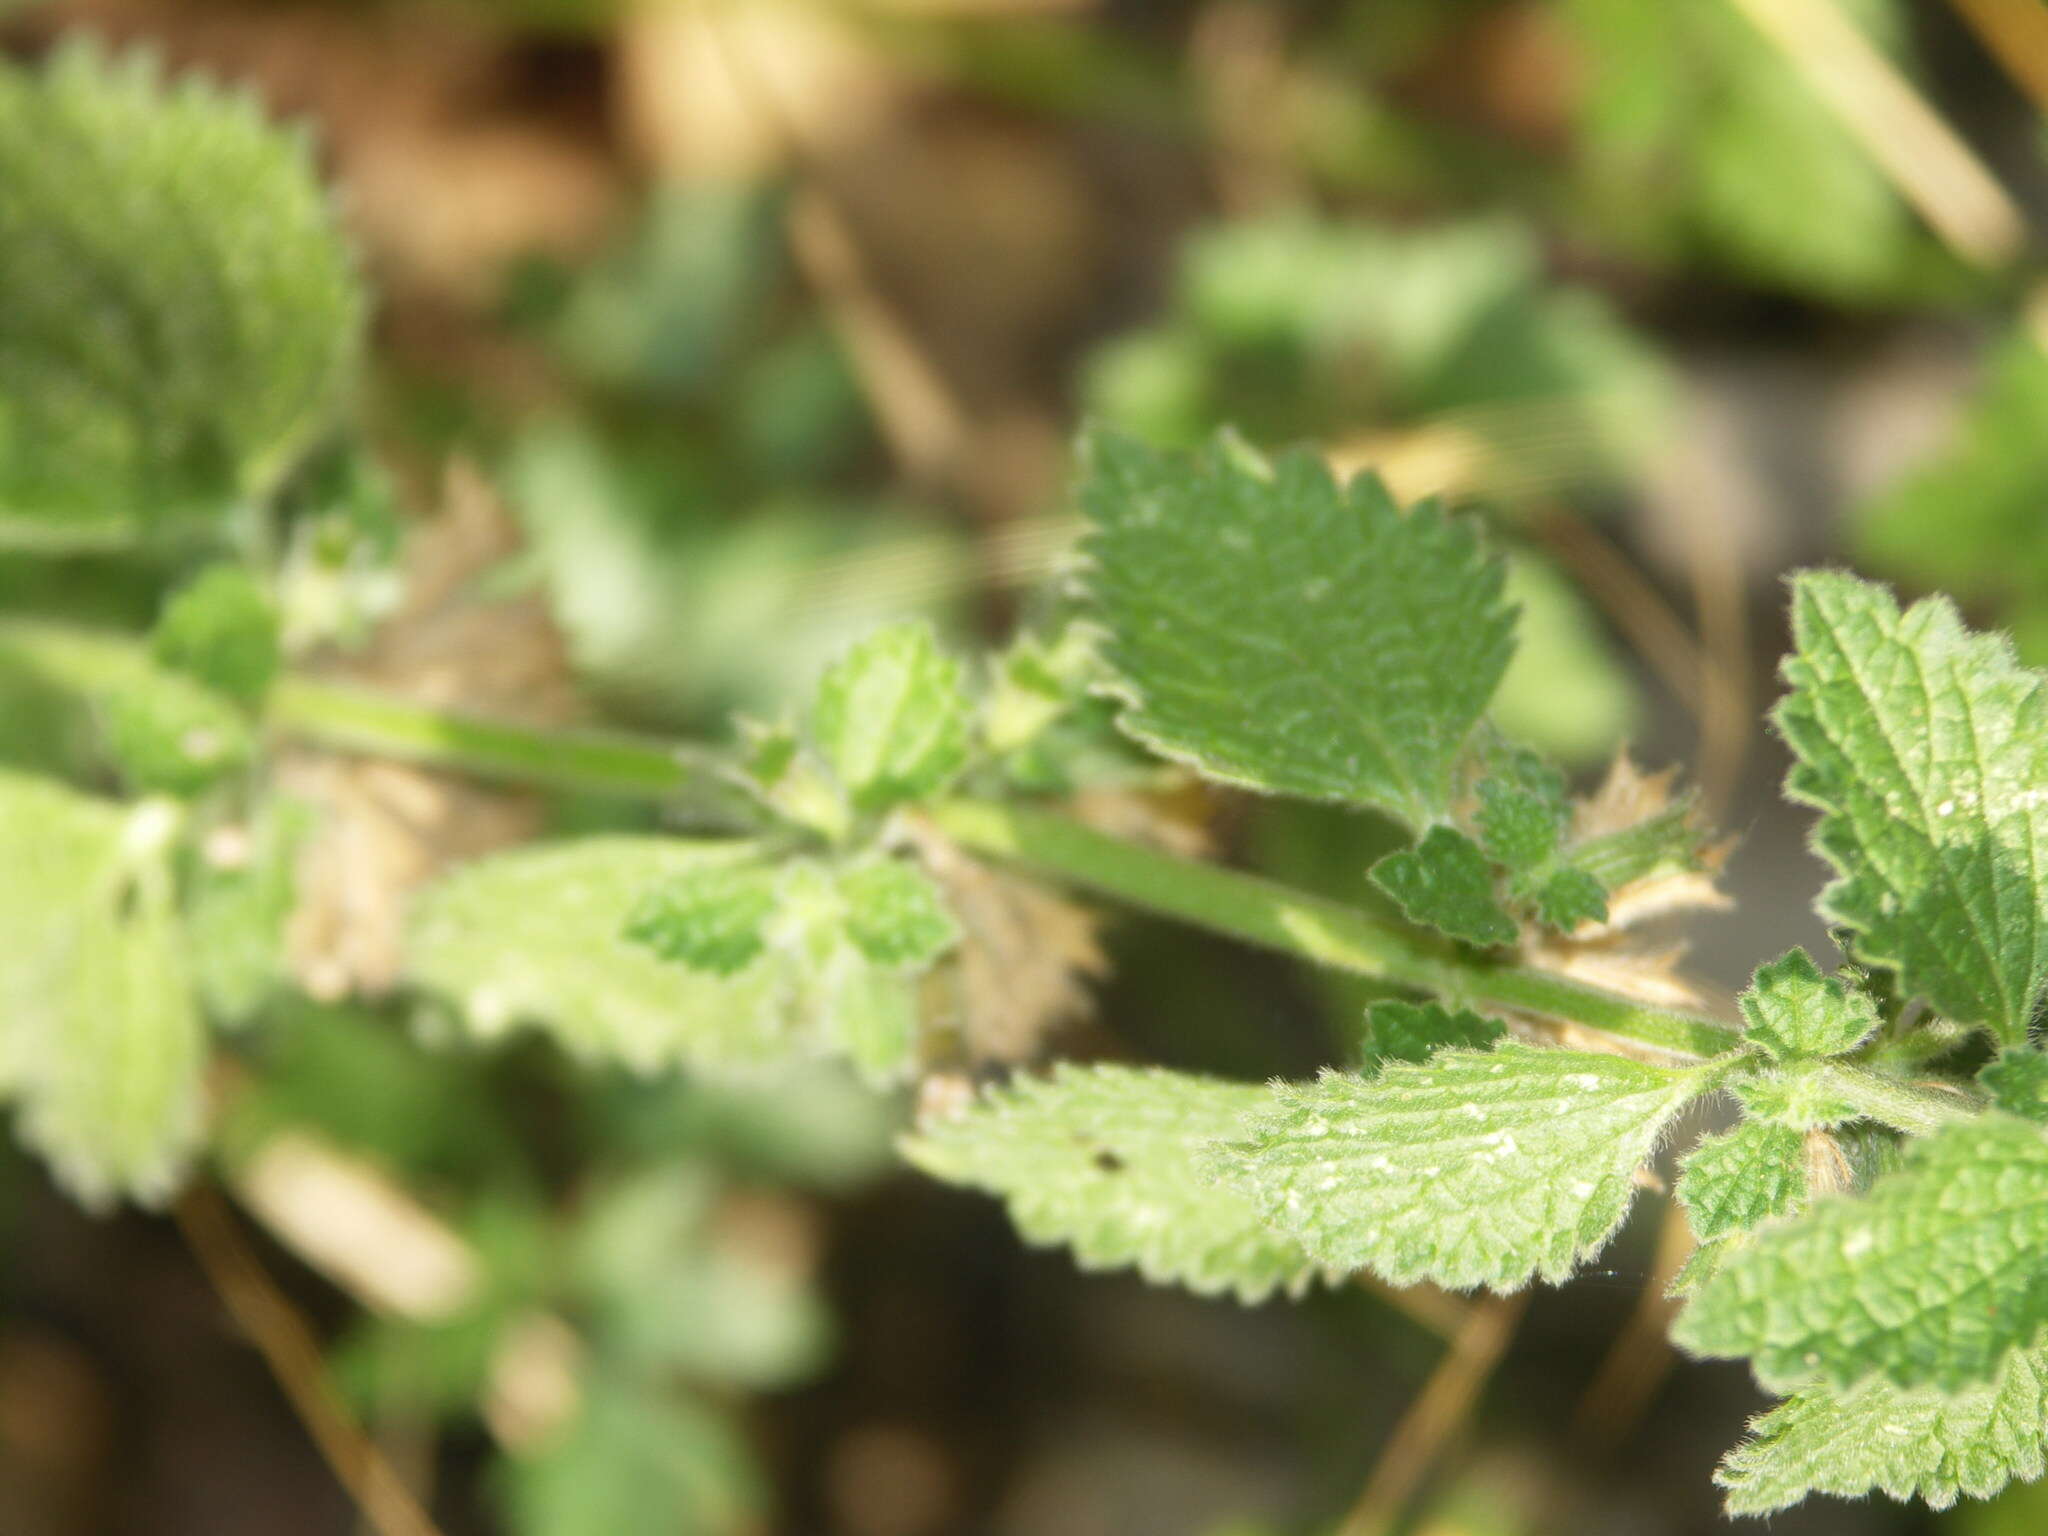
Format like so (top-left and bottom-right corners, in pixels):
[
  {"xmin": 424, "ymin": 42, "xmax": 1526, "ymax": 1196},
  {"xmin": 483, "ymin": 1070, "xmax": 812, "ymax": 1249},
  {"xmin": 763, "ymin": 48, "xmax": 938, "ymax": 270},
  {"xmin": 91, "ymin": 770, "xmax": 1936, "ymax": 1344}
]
[
  {"xmin": 1212, "ymin": 1044, "xmax": 1714, "ymax": 1289},
  {"xmin": 835, "ymin": 858, "xmax": 958, "ymax": 969},
  {"xmin": 408, "ymin": 840, "xmax": 799, "ymax": 1075},
  {"xmin": 1738, "ymin": 948, "xmax": 1881, "ymax": 1060},
  {"xmin": 184, "ymin": 801, "xmax": 306, "ymax": 1024},
  {"xmin": 1360, "ymin": 1000, "xmax": 1506, "ymax": 1070},
  {"xmin": 1370, "ymin": 827, "xmax": 1517, "ymax": 947},
  {"xmin": 1475, "ymin": 742, "xmax": 1569, "ymax": 875},
  {"xmin": 101, "ymin": 666, "xmax": 253, "ymax": 797},
  {"xmin": 815, "ymin": 947, "xmax": 919, "ymax": 1084},
  {"xmin": 809, "ymin": 622, "xmax": 971, "ymax": 814},
  {"xmin": 0, "ymin": 43, "xmax": 362, "ymax": 544},
  {"xmin": 1079, "ymin": 429, "xmax": 1513, "ymax": 828},
  {"xmin": 1677, "ymin": 1118, "xmax": 1806, "ymax": 1243},
  {"xmin": 903, "ymin": 1063, "xmax": 1328, "ymax": 1303},
  {"xmin": 1776, "ymin": 573, "xmax": 2048, "ymax": 1045},
  {"xmin": 1535, "ymin": 867, "xmax": 1609, "ymax": 933},
  {"xmin": 152, "ymin": 565, "xmax": 280, "ymax": 707},
  {"xmin": 1676, "ymin": 1112, "xmax": 2048, "ymax": 1393},
  {"xmin": 1717, "ymin": 1344, "xmax": 2048, "ymax": 1516},
  {"xmin": 624, "ymin": 861, "xmax": 782, "ymax": 977},
  {"xmin": 1981, "ymin": 1048, "xmax": 2048, "ymax": 1124}
]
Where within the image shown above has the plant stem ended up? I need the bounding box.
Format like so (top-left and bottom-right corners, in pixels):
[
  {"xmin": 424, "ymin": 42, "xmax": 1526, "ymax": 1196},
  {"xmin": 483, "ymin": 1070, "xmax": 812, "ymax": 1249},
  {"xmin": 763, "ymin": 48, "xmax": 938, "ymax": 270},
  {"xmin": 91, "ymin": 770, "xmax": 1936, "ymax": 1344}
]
[
  {"xmin": 0, "ymin": 620, "xmax": 1745, "ymax": 1059},
  {"xmin": 267, "ymin": 676, "xmax": 714, "ymax": 804},
  {"xmin": 923, "ymin": 799, "xmax": 1743, "ymax": 1060}
]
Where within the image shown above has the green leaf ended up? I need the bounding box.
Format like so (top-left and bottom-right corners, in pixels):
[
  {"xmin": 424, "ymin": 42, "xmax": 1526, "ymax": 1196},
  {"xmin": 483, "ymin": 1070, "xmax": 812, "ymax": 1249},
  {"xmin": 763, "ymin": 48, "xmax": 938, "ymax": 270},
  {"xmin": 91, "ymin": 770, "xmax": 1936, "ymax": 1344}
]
[
  {"xmin": 902, "ymin": 1063, "xmax": 1329, "ymax": 1303},
  {"xmin": 101, "ymin": 664, "xmax": 253, "ymax": 797},
  {"xmin": 184, "ymin": 801, "xmax": 306, "ymax": 1024},
  {"xmin": 1676, "ymin": 1112, "xmax": 2048, "ymax": 1392},
  {"xmin": 0, "ymin": 42, "xmax": 362, "ymax": 545},
  {"xmin": 1717, "ymin": 1345, "xmax": 2048, "ymax": 1516},
  {"xmin": 1981, "ymin": 1049, "xmax": 2048, "ymax": 1124},
  {"xmin": 1534, "ymin": 867, "xmax": 1609, "ymax": 933},
  {"xmin": 15, "ymin": 860, "xmax": 208, "ymax": 1209},
  {"xmin": 1677, "ymin": 1118, "xmax": 1806, "ymax": 1243},
  {"xmin": 1738, "ymin": 948, "xmax": 1881, "ymax": 1060},
  {"xmin": 1777, "ymin": 573, "xmax": 2048, "ymax": 1046},
  {"xmin": 809, "ymin": 621, "xmax": 972, "ymax": 814},
  {"xmin": 151, "ymin": 564, "xmax": 280, "ymax": 707},
  {"xmin": 1369, "ymin": 826, "xmax": 1516, "ymax": 947},
  {"xmin": 1078, "ymin": 429, "xmax": 1513, "ymax": 827},
  {"xmin": 0, "ymin": 767, "xmax": 129, "ymax": 1086},
  {"xmin": 623, "ymin": 861, "xmax": 781, "ymax": 977},
  {"xmin": 835, "ymin": 858, "xmax": 958, "ymax": 969},
  {"xmin": 1360, "ymin": 1000, "xmax": 1505, "ymax": 1070},
  {"xmin": 408, "ymin": 839, "xmax": 801, "ymax": 1076},
  {"xmin": 1475, "ymin": 742, "xmax": 1569, "ymax": 875},
  {"xmin": 0, "ymin": 775, "xmax": 206, "ymax": 1206},
  {"xmin": 1212, "ymin": 1044, "xmax": 1714, "ymax": 1289},
  {"xmin": 814, "ymin": 946, "xmax": 919, "ymax": 1085}
]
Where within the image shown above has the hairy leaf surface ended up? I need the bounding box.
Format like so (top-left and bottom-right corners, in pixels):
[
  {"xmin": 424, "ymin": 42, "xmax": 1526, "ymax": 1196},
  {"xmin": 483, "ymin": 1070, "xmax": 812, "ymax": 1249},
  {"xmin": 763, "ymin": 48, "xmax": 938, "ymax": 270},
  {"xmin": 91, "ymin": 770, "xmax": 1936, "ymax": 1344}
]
[
  {"xmin": 409, "ymin": 839, "xmax": 797, "ymax": 1075},
  {"xmin": 1718, "ymin": 1345, "xmax": 2048, "ymax": 1515},
  {"xmin": 1370, "ymin": 826, "xmax": 1516, "ymax": 947},
  {"xmin": 1777, "ymin": 573, "xmax": 2048, "ymax": 1044},
  {"xmin": 0, "ymin": 775, "xmax": 206, "ymax": 1205},
  {"xmin": 1213, "ymin": 1045, "xmax": 1712, "ymax": 1289},
  {"xmin": 1079, "ymin": 430, "xmax": 1513, "ymax": 827},
  {"xmin": 810, "ymin": 622, "xmax": 971, "ymax": 814},
  {"xmin": 1677, "ymin": 1112, "xmax": 2048, "ymax": 1392},
  {"xmin": 0, "ymin": 43, "xmax": 362, "ymax": 543},
  {"xmin": 904, "ymin": 1063, "xmax": 1328, "ymax": 1303},
  {"xmin": 1738, "ymin": 948, "xmax": 1881, "ymax": 1060},
  {"xmin": 1677, "ymin": 1118, "xmax": 1806, "ymax": 1243}
]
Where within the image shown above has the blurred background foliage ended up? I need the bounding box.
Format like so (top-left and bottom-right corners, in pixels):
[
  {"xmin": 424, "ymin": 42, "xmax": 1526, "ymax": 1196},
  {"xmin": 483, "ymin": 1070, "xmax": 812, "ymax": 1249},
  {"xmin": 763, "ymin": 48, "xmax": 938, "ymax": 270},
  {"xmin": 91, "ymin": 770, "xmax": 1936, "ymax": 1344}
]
[{"xmin": 4, "ymin": 0, "xmax": 2048, "ymax": 1533}]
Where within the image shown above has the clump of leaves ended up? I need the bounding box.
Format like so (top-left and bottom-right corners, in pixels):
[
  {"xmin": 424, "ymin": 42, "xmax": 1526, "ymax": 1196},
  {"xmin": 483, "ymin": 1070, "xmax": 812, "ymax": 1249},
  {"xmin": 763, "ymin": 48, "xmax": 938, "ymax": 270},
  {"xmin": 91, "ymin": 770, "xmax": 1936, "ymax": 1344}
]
[{"xmin": 12, "ymin": 37, "xmax": 2048, "ymax": 1532}]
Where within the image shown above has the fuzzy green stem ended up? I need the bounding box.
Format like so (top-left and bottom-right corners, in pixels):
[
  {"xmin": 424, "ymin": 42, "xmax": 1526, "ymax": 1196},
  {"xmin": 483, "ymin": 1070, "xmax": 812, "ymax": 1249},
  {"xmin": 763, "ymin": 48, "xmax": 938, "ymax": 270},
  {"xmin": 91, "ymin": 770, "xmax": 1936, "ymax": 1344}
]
[
  {"xmin": 923, "ymin": 799, "xmax": 1743, "ymax": 1060},
  {"xmin": 0, "ymin": 619, "xmax": 1746, "ymax": 1060},
  {"xmin": 266, "ymin": 676, "xmax": 718, "ymax": 804}
]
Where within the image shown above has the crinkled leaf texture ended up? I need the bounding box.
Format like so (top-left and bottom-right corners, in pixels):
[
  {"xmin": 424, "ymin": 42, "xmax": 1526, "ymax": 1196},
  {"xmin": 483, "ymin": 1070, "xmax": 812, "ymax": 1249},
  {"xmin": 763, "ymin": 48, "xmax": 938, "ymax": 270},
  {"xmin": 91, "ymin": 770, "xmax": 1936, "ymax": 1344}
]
[
  {"xmin": 1738, "ymin": 947, "xmax": 1880, "ymax": 1060},
  {"xmin": 1079, "ymin": 429, "xmax": 1513, "ymax": 829},
  {"xmin": 0, "ymin": 43, "xmax": 362, "ymax": 544},
  {"xmin": 1361, "ymin": 1000, "xmax": 1505, "ymax": 1070},
  {"xmin": 903, "ymin": 1063, "xmax": 1330, "ymax": 1303},
  {"xmin": 809, "ymin": 621, "xmax": 972, "ymax": 814},
  {"xmin": 1370, "ymin": 827, "xmax": 1516, "ymax": 947},
  {"xmin": 0, "ymin": 773, "xmax": 207, "ymax": 1207},
  {"xmin": 1719, "ymin": 1345, "xmax": 2048, "ymax": 1516},
  {"xmin": 1212, "ymin": 1044, "xmax": 1714, "ymax": 1290},
  {"xmin": 1676, "ymin": 1112, "xmax": 2048, "ymax": 1393},
  {"xmin": 1676, "ymin": 1117, "xmax": 1806, "ymax": 1243},
  {"xmin": 1777, "ymin": 573, "xmax": 2048, "ymax": 1045},
  {"xmin": 408, "ymin": 839, "xmax": 800, "ymax": 1076}
]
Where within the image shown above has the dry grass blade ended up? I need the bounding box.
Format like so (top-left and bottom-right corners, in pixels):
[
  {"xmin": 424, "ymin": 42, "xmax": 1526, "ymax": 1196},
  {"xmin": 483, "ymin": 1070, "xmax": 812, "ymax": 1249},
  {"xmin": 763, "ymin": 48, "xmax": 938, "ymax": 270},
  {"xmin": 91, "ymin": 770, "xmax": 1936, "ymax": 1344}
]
[
  {"xmin": 1337, "ymin": 1290, "xmax": 1530, "ymax": 1536},
  {"xmin": 1725, "ymin": 0, "xmax": 2024, "ymax": 265},
  {"xmin": 174, "ymin": 1186, "xmax": 448, "ymax": 1536}
]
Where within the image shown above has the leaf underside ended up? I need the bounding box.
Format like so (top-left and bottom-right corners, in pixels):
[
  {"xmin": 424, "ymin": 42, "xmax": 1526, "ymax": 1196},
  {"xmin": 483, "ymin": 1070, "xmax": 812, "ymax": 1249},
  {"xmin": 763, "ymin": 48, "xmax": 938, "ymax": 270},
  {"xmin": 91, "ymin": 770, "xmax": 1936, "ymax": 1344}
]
[
  {"xmin": 903, "ymin": 1063, "xmax": 1330, "ymax": 1304},
  {"xmin": 1213, "ymin": 1043, "xmax": 1710, "ymax": 1290}
]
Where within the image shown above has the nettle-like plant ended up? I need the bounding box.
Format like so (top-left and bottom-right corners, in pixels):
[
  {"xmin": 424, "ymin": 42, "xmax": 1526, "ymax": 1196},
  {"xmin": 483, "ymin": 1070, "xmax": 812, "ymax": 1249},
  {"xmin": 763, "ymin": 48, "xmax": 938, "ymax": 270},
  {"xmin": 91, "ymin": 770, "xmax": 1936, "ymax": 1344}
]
[{"xmin": 11, "ymin": 40, "xmax": 2048, "ymax": 1525}]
